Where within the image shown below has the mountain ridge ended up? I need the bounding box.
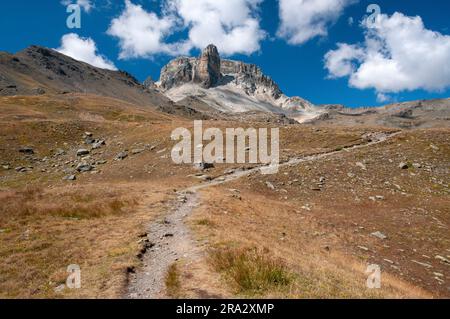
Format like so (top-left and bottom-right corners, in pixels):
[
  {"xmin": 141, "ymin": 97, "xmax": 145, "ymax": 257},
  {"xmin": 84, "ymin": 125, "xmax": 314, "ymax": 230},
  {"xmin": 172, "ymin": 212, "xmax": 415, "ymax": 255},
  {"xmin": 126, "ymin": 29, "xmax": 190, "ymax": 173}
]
[
  {"xmin": 0, "ymin": 44, "xmax": 449, "ymax": 128},
  {"xmin": 154, "ymin": 44, "xmax": 317, "ymax": 120}
]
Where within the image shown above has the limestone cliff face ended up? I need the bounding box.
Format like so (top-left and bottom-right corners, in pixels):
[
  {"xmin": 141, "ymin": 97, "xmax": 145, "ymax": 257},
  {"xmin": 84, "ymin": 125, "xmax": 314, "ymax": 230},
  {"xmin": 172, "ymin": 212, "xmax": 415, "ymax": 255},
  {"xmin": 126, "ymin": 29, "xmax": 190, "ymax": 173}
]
[
  {"xmin": 220, "ymin": 59, "xmax": 282, "ymax": 100},
  {"xmin": 156, "ymin": 44, "xmax": 314, "ymax": 113},
  {"xmin": 193, "ymin": 44, "xmax": 221, "ymax": 88},
  {"xmin": 158, "ymin": 45, "xmax": 284, "ymax": 100},
  {"xmin": 159, "ymin": 57, "xmax": 196, "ymax": 91}
]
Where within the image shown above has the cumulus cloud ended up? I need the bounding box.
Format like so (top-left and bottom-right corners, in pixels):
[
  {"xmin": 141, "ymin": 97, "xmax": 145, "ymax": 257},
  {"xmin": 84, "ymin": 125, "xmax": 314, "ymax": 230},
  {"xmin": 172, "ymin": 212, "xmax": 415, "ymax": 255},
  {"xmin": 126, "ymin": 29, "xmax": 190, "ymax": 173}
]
[
  {"xmin": 169, "ymin": 0, "xmax": 266, "ymax": 56},
  {"xmin": 324, "ymin": 43, "xmax": 364, "ymax": 78},
  {"xmin": 107, "ymin": 0, "xmax": 265, "ymax": 59},
  {"xmin": 56, "ymin": 33, "xmax": 117, "ymax": 70},
  {"xmin": 61, "ymin": 0, "xmax": 94, "ymax": 13},
  {"xmin": 107, "ymin": 0, "xmax": 187, "ymax": 59},
  {"xmin": 277, "ymin": 0, "xmax": 357, "ymax": 45},
  {"xmin": 325, "ymin": 12, "xmax": 450, "ymax": 95}
]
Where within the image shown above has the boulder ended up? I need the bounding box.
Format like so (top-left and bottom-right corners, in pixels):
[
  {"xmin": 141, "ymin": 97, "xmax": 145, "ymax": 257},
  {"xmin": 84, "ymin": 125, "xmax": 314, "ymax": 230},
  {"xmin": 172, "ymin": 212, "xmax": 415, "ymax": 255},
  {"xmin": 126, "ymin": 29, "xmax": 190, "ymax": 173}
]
[
  {"xmin": 76, "ymin": 162, "xmax": 93, "ymax": 172},
  {"xmin": 194, "ymin": 161, "xmax": 214, "ymax": 170},
  {"xmin": 92, "ymin": 140, "xmax": 106, "ymax": 149},
  {"xmin": 371, "ymin": 231, "xmax": 388, "ymax": 240},
  {"xmin": 19, "ymin": 147, "xmax": 34, "ymax": 154},
  {"xmin": 84, "ymin": 137, "xmax": 95, "ymax": 145},
  {"xmin": 115, "ymin": 151, "xmax": 128, "ymax": 160},
  {"xmin": 63, "ymin": 175, "xmax": 76, "ymax": 181},
  {"xmin": 76, "ymin": 149, "xmax": 90, "ymax": 157},
  {"xmin": 131, "ymin": 148, "xmax": 145, "ymax": 155}
]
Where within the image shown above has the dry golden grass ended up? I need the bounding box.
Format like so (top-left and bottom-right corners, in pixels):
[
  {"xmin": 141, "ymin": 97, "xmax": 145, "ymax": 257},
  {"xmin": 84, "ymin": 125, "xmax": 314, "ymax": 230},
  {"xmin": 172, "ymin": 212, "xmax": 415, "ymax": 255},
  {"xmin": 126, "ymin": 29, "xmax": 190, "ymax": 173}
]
[
  {"xmin": 209, "ymin": 246, "xmax": 293, "ymax": 296},
  {"xmin": 187, "ymin": 186, "xmax": 433, "ymax": 299},
  {"xmin": 0, "ymin": 183, "xmax": 168, "ymax": 298},
  {"xmin": 182, "ymin": 129, "xmax": 449, "ymax": 298},
  {"xmin": 165, "ymin": 263, "xmax": 182, "ymax": 298}
]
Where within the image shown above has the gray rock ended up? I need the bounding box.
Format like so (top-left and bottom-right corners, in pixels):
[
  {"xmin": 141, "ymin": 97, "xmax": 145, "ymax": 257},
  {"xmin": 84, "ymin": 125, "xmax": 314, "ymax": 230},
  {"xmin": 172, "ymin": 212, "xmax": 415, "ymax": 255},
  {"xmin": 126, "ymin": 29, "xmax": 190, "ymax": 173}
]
[
  {"xmin": 76, "ymin": 162, "xmax": 93, "ymax": 172},
  {"xmin": 96, "ymin": 160, "xmax": 107, "ymax": 165},
  {"xmin": 132, "ymin": 148, "xmax": 145, "ymax": 155},
  {"xmin": 371, "ymin": 231, "xmax": 388, "ymax": 240},
  {"xmin": 84, "ymin": 137, "xmax": 95, "ymax": 145},
  {"xmin": 356, "ymin": 162, "xmax": 367, "ymax": 170},
  {"xmin": 54, "ymin": 149, "xmax": 66, "ymax": 156},
  {"xmin": 115, "ymin": 152, "xmax": 128, "ymax": 160},
  {"xmin": 412, "ymin": 260, "xmax": 433, "ymax": 268},
  {"xmin": 15, "ymin": 166, "xmax": 30, "ymax": 173},
  {"xmin": 194, "ymin": 162, "xmax": 214, "ymax": 170},
  {"xmin": 435, "ymin": 255, "xmax": 450, "ymax": 264},
  {"xmin": 76, "ymin": 149, "xmax": 90, "ymax": 157},
  {"xmin": 19, "ymin": 147, "xmax": 34, "ymax": 154},
  {"xmin": 54, "ymin": 284, "xmax": 66, "ymax": 293},
  {"xmin": 265, "ymin": 181, "xmax": 276, "ymax": 190},
  {"xmin": 399, "ymin": 162, "xmax": 409, "ymax": 169},
  {"xmin": 63, "ymin": 175, "xmax": 76, "ymax": 181},
  {"xmin": 92, "ymin": 140, "xmax": 106, "ymax": 149}
]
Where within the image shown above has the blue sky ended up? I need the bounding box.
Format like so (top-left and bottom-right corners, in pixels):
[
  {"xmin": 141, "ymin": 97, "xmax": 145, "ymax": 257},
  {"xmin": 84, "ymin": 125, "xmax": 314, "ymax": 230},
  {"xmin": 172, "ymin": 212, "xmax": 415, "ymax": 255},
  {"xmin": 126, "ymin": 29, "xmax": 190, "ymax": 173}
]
[{"xmin": 1, "ymin": 0, "xmax": 449, "ymax": 107}]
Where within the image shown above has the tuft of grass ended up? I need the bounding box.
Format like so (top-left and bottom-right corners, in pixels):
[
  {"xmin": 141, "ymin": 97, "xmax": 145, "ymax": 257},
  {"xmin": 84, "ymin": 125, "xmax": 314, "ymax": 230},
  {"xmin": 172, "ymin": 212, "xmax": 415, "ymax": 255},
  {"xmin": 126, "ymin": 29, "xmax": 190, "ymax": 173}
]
[
  {"xmin": 165, "ymin": 263, "xmax": 181, "ymax": 298},
  {"xmin": 209, "ymin": 247, "xmax": 293, "ymax": 295},
  {"xmin": 0, "ymin": 188, "xmax": 135, "ymax": 220},
  {"xmin": 195, "ymin": 218, "xmax": 215, "ymax": 227}
]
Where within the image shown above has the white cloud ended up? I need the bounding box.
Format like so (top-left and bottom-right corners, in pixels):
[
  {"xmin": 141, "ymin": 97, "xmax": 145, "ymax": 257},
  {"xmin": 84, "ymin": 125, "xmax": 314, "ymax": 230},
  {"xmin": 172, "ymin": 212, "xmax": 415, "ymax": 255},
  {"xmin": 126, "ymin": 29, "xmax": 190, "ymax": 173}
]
[
  {"xmin": 277, "ymin": 0, "xmax": 357, "ymax": 45},
  {"xmin": 325, "ymin": 12, "xmax": 450, "ymax": 95},
  {"xmin": 107, "ymin": 0, "xmax": 186, "ymax": 59},
  {"xmin": 376, "ymin": 92, "xmax": 390, "ymax": 103},
  {"xmin": 324, "ymin": 43, "xmax": 364, "ymax": 78},
  {"xmin": 169, "ymin": 0, "xmax": 266, "ymax": 56},
  {"xmin": 56, "ymin": 33, "xmax": 117, "ymax": 70},
  {"xmin": 107, "ymin": 0, "xmax": 265, "ymax": 59},
  {"xmin": 61, "ymin": 0, "xmax": 94, "ymax": 13}
]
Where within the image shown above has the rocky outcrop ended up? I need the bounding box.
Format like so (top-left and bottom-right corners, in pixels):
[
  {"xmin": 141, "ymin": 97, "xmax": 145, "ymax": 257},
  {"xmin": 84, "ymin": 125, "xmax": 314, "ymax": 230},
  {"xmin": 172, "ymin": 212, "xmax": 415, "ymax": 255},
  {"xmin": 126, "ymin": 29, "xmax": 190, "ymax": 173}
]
[
  {"xmin": 159, "ymin": 45, "xmax": 221, "ymax": 90},
  {"xmin": 159, "ymin": 57, "xmax": 196, "ymax": 90},
  {"xmin": 193, "ymin": 44, "xmax": 221, "ymax": 88},
  {"xmin": 143, "ymin": 76, "xmax": 157, "ymax": 89},
  {"xmin": 220, "ymin": 60, "xmax": 282, "ymax": 100},
  {"xmin": 158, "ymin": 46, "xmax": 282, "ymax": 98},
  {"xmin": 156, "ymin": 44, "xmax": 316, "ymax": 115}
]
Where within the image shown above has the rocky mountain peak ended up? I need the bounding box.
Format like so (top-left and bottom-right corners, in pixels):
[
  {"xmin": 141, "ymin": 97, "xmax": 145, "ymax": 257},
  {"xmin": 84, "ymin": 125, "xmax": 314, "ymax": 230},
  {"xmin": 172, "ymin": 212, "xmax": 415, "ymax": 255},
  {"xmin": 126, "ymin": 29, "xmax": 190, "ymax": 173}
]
[
  {"xmin": 158, "ymin": 44, "xmax": 282, "ymax": 97},
  {"xmin": 156, "ymin": 44, "xmax": 315, "ymax": 115},
  {"xmin": 193, "ymin": 44, "xmax": 221, "ymax": 88}
]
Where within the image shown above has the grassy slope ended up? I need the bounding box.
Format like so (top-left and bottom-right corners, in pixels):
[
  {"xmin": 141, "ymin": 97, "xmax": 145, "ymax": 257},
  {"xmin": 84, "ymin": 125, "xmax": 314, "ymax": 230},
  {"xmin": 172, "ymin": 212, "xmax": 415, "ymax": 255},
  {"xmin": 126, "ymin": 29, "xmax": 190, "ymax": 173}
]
[{"xmin": 0, "ymin": 93, "xmax": 448, "ymax": 298}]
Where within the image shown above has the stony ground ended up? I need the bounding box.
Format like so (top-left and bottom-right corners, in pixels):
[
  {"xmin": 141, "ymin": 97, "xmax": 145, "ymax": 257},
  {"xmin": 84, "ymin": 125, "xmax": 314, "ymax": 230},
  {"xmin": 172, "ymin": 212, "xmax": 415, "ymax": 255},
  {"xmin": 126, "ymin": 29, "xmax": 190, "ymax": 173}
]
[{"xmin": 0, "ymin": 93, "xmax": 448, "ymax": 298}]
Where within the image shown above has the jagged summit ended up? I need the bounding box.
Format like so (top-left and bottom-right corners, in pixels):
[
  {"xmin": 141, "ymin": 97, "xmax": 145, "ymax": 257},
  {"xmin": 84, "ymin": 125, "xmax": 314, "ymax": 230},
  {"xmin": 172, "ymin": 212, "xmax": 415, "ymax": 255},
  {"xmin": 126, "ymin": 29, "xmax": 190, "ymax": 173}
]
[
  {"xmin": 154, "ymin": 44, "xmax": 317, "ymax": 121},
  {"xmin": 193, "ymin": 44, "xmax": 221, "ymax": 88}
]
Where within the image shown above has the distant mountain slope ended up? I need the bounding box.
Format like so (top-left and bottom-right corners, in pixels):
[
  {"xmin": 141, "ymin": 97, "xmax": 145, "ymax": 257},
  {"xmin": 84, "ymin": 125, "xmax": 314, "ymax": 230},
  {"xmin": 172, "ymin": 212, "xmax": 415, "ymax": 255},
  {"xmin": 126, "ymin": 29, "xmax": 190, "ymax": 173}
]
[
  {"xmin": 313, "ymin": 99, "xmax": 450, "ymax": 128},
  {"xmin": 0, "ymin": 46, "xmax": 176, "ymax": 109}
]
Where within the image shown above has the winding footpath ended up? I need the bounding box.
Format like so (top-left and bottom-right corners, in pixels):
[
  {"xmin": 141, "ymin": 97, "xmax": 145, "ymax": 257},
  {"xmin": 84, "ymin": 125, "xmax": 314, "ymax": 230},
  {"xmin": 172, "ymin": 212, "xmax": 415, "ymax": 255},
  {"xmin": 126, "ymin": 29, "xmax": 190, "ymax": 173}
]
[{"xmin": 126, "ymin": 131, "xmax": 401, "ymax": 298}]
